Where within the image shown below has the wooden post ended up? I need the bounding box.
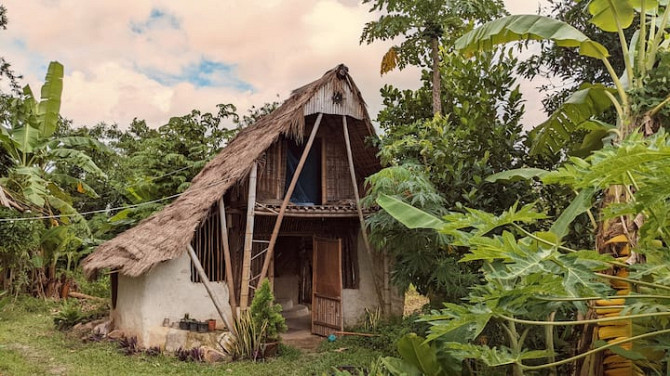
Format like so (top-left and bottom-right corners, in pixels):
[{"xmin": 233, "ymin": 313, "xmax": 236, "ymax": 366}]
[
  {"xmin": 240, "ymin": 162, "xmax": 258, "ymax": 309},
  {"xmin": 219, "ymin": 197, "xmax": 237, "ymax": 317},
  {"xmin": 187, "ymin": 244, "xmax": 236, "ymax": 336},
  {"xmin": 256, "ymin": 113, "xmax": 323, "ymax": 286},
  {"xmin": 342, "ymin": 115, "xmax": 385, "ymax": 314}
]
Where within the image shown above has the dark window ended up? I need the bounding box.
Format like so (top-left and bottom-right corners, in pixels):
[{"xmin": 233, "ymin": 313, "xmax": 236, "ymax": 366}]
[
  {"xmin": 285, "ymin": 139, "xmax": 321, "ymax": 205},
  {"xmin": 342, "ymin": 232, "xmax": 359, "ymax": 289}
]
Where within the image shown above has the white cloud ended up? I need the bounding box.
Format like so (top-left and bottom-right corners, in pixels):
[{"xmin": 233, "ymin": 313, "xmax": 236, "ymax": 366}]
[{"xmin": 0, "ymin": 0, "xmax": 550, "ymax": 129}]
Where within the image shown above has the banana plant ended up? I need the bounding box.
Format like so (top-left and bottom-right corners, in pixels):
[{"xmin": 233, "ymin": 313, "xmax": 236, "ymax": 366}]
[
  {"xmin": 0, "ymin": 61, "xmax": 106, "ymax": 215},
  {"xmin": 455, "ymin": 1, "xmax": 670, "ymax": 156},
  {"xmin": 455, "ymin": 3, "xmax": 670, "ymax": 375}
]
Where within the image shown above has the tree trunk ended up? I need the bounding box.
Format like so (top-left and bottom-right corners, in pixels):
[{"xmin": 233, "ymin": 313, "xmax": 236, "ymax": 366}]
[
  {"xmin": 431, "ymin": 36, "xmax": 441, "ymax": 116},
  {"xmin": 579, "ymin": 185, "xmax": 638, "ymax": 376}
]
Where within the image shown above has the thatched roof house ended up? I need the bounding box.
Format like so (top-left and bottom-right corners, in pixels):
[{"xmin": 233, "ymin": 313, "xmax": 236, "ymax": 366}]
[
  {"xmin": 82, "ymin": 64, "xmax": 402, "ymax": 348},
  {"xmin": 83, "ymin": 64, "xmax": 378, "ymax": 279}
]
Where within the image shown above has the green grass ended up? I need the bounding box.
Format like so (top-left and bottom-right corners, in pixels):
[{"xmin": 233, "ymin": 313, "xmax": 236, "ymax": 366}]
[{"xmin": 0, "ymin": 297, "xmax": 381, "ymax": 376}]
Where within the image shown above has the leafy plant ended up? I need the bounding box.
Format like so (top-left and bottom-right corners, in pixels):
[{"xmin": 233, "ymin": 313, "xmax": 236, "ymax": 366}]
[
  {"xmin": 144, "ymin": 346, "xmax": 161, "ymax": 357},
  {"xmin": 377, "ymin": 131, "xmax": 670, "ymax": 374},
  {"xmin": 220, "ymin": 310, "xmax": 268, "ymax": 361},
  {"xmin": 53, "ymin": 300, "xmax": 84, "ymax": 330},
  {"xmin": 118, "ymin": 336, "xmax": 139, "ymax": 356},
  {"xmin": 249, "ymin": 279, "xmax": 286, "ymax": 342}
]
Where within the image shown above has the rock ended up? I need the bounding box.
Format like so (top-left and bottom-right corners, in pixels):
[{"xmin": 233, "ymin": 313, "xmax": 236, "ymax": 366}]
[
  {"xmin": 164, "ymin": 329, "xmax": 187, "ymax": 353},
  {"xmin": 202, "ymin": 346, "xmax": 230, "ymax": 363},
  {"xmin": 93, "ymin": 320, "xmax": 111, "ymax": 336},
  {"xmin": 107, "ymin": 330, "xmax": 124, "ymax": 340}
]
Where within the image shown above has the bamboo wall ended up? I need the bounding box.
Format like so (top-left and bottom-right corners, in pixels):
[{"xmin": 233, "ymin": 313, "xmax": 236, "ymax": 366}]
[{"xmin": 255, "ymin": 118, "xmax": 358, "ymax": 205}]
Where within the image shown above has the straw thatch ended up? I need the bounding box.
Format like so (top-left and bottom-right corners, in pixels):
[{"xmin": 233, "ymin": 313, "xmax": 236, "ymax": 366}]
[{"xmin": 82, "ymin": 64, "xmax": 378, "ymax": 278}]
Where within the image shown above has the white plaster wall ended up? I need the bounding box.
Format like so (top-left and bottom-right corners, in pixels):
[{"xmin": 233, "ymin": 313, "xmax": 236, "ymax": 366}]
[
  {"xmin": 114, "ymin": 273, "xmax": 146, "ymax": 340},
  {"xmin": 341, "ymin": 230, "xmax": 381, "ymax": 328},
  {"xmin": 274, "ymin": 274, "xmax": 299, "ymax": 304},
  {"xmin": 113, "ymin": 253, "xmax": 231, "ymax": 348},
  {"xmin": 341, "ymin": 230, "xmax": 405, "ymax": 327}
]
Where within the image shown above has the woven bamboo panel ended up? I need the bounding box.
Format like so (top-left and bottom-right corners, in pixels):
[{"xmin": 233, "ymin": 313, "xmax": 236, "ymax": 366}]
[{"xmin": 257, "ymin": 140, "xmax": 286, "ymax": 201}]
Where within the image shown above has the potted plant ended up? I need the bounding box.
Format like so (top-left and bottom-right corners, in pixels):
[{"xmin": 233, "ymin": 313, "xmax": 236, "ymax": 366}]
[
  {"xmin": 179, "ymin": 314, "xmax": 190, "ymax": 330},
  {"xmin": 249, "ymin": 279, "xmax": 287, "ymax": 357}
]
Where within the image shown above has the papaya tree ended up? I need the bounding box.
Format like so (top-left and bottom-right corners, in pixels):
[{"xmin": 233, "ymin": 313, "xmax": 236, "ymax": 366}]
[
  {"xmin": 360, "ymin": 0, "xmax": 506, "ymax": 115},
  {"xmin": 378, "ymin": 131, "xmax": 670, "ymax": 374}
]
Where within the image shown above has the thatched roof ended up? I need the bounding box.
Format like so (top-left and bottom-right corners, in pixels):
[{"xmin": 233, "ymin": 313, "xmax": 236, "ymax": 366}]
[{"xmin": 82, "ymin": 64, "xmax": 379, "ymax": 278}]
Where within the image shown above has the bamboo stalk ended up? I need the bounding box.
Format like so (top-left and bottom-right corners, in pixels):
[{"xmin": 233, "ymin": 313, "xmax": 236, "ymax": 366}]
[
  {"xmin": 256, "ymin": 113, "xmax": 324, "ymax": 287},
  {"xmin": 342, "ymin": 115, "xmax": 385, "ymax": 314},
  {"xmin": 240, "ymin": 162, "xmax": 258, "ymax": 309},
  {"xmin": 219, "ymin": 198, "xmax": 237, "ymax": 316},
  {"xmin": 187, "ymin": 244, "xmax": 236, "ymax": 335}
]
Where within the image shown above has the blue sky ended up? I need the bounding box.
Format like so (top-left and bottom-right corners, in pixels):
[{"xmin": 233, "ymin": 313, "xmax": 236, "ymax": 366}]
[{"xmin": 0, "ymin": 0, "xmax": 548, "ymax": 128}]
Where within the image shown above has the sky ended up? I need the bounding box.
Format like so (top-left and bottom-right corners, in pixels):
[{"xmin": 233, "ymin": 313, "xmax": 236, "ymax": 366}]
[{"xmin": 0, "ymin": 0, "xmax": 550, "ymax": 130}]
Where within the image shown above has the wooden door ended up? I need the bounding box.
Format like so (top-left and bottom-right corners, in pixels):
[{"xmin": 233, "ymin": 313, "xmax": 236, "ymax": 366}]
[{"xmin": 311, "ymin": 237, "xmax": 343, "ymax": 336}]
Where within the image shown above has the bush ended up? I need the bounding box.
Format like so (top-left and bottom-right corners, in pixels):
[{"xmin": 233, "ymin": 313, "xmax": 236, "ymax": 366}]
[
  {"xmin": 53, "ymin": 300, "xmax": 84, "ymax": 330},
  {"xmin": 249, "ymin": 279, "xmax": 286, "ymax": 341},
  {"xmin": 221, "ymin": 310, "xmax": 267, "ymax": 361}
]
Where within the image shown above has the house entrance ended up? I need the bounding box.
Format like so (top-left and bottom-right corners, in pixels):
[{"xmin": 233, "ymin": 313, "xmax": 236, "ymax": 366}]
[{"xmin": 273, "ymin": 236, "xmax": 313, "ymax": 307}]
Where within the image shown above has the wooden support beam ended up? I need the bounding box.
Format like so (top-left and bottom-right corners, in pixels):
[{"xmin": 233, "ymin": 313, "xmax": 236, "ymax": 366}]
[
  {"xmin": 219, "ymin": 197, "xmax": 237, "ymax": 317},
  {"xmin": 342, "ymin": 115, "xmax": 385, "ymax": 314},
  {"xmin": 240, "ymin": 162, "xmax": 258, "ymax": 309},
  {"xmin": 187, "ymin": 244, "xmax": 236, "ymax": 336},
  {"xmin": 256, "ymin": 113, "xmax": 323, "ymax": 287}
]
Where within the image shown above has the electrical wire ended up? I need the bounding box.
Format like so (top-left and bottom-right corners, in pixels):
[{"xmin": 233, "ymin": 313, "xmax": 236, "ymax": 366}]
[{"xmin": 0, "ymin": 175, "xmax": 231, "ymax": 222}]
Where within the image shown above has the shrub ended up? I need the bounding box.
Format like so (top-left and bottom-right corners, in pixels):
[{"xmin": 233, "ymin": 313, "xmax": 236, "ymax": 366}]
[
  {"xmin": 53, "ymin": 300, "xmax": 84, "ymax": 330},
  {"xmin": 221, "ymin": 310, "xmax": 267, "ymax": 361},
  {"xmin": 249, "ymin": 279, "xmax": 286, "ymax": 341}
]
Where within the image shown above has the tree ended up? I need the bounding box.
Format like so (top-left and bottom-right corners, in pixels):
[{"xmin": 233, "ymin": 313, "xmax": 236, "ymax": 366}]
[
  {"xmin": 363, "ymin": 44, "xmax": 535, "ymax": 306},
  {"xmin": 0, "ymin": 62, "xmax": 106, "ymax": 295},
  {"xmin": 360, "ymin": 0, "xmax": 505, "ymax": 115}
]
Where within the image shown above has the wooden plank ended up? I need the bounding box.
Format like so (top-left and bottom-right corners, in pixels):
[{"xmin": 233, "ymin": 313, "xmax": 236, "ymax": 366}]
[
  {"xmin": 342, "ymin": 115, "xmax": 385, "ymax": 314},
  {"xmin": 240, "ymin": 162, "xmax": 258, "ymax": 309},
  {"xmin": 256, "ymin": 113, "xmax": 323, "ymax": 287},
  {"xmin": 187, "ymin": 244, "xmax": 236, "ymax": 336},
  {"xmin": 219, "ymin": 198, "xmax": 237, "ymax": 317}
]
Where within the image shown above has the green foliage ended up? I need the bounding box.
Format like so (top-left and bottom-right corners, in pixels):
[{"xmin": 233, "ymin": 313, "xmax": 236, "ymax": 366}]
[
  {"xmin": 0, "ymin": 208, "xmax": 45, "ymax": 292},
  {"xmin": 222, "ymin": 310, "xmax": 268, "ymax": 361},
  {"xmin": 457, "ymin": 0, "xmax": 670, "ymax": 158},
  {"xmin": 518, "ymin": 0, "xmax": 631, "ymax": 115},
  {"xmin": 381, "ymin": 333, "xmax": 461, "ymax": 376},
  {"xmin": 379, "ymin": 131, "xmax": 670, "ymax": 373},
  {"xmin": 249, "ymin": 279, "xmax": 286, "ymax": 341},
  {"xmin": 53, "ymin": 300, "xmax": 84, "ymax": 330},
  {"xmin": 361, "ymin": 0, "xmax": 506, "ymax": 70}
]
